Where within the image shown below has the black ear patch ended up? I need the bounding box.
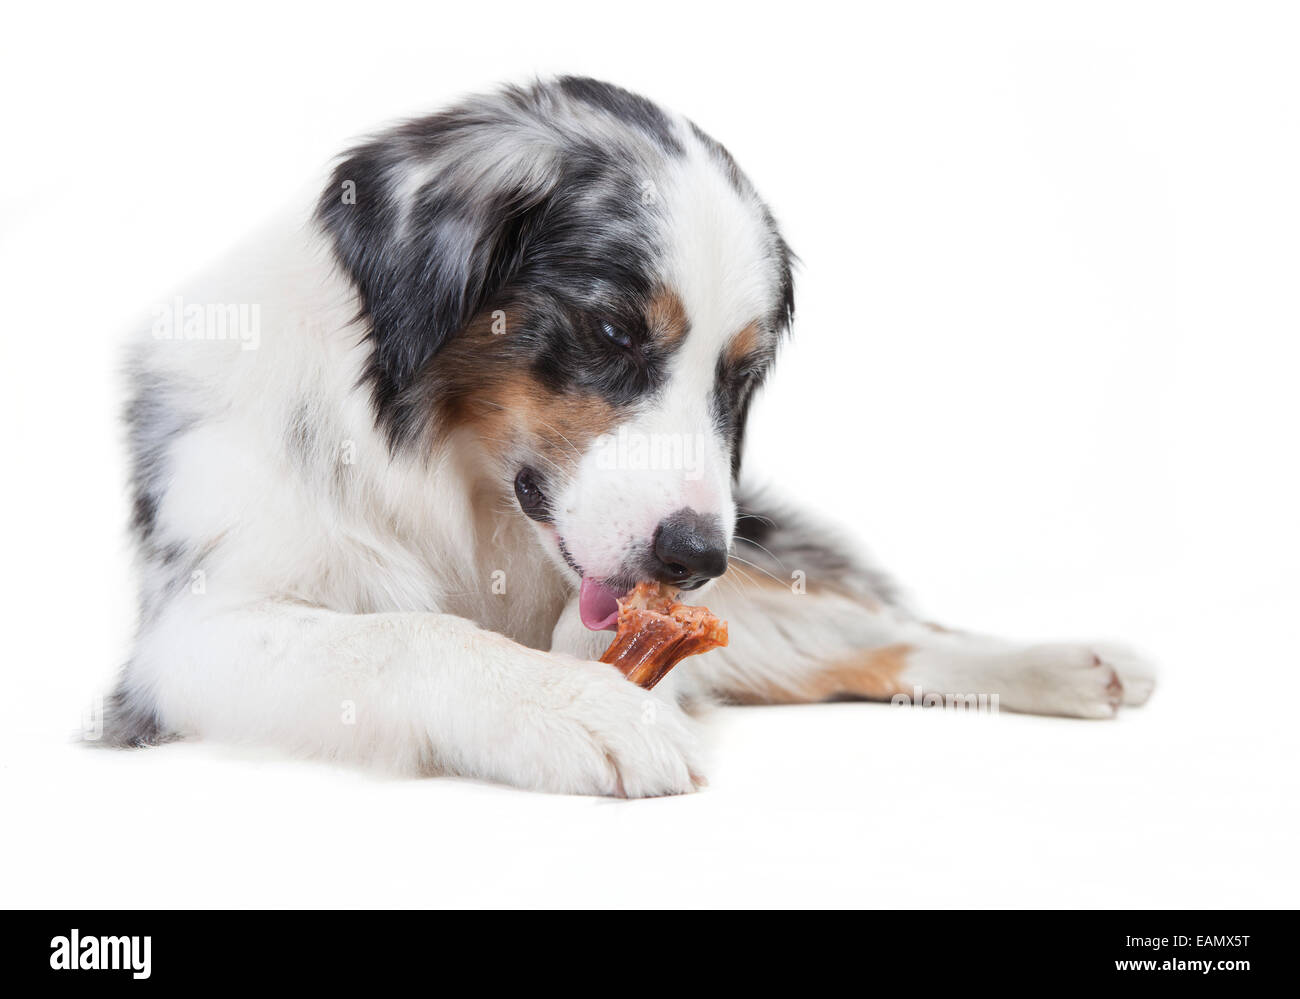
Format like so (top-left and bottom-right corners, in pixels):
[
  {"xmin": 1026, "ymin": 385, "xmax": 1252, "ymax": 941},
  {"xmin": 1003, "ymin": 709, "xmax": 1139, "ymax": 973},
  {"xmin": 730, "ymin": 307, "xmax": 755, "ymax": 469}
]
[{"xmin": 315, "ymin": 120, "xmax": 555, "ymax": 448}]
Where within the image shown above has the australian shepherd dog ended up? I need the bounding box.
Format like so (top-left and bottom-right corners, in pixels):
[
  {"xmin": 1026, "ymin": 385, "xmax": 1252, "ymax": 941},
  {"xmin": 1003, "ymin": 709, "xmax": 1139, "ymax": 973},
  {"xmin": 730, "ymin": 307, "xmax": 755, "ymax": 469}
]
[{"xmin": 103, "ymin": 77, "xmax": 1154, "ymax": 796}]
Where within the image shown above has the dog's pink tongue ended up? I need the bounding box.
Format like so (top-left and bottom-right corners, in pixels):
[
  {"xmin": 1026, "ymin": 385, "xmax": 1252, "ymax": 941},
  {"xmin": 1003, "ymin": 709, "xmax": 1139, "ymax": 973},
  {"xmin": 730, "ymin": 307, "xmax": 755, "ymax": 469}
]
[{"xmin": 579, "ymin": 577, "xmax": 622, "ymax": 631}]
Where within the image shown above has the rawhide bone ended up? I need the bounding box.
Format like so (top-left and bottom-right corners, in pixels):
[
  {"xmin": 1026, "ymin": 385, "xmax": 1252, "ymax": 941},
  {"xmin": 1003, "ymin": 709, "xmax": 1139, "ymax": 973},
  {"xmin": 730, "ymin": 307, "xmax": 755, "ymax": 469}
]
[{"xmin": 599, "ymin": 581, "xmax": 729, "ymax": 689}]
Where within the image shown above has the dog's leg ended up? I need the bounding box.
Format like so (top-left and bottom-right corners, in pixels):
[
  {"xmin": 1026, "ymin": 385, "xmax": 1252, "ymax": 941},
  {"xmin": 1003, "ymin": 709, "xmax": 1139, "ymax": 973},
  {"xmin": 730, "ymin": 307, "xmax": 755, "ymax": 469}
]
[
  {"xmin": 109, "ymin": 600, "xmax": 702, "ymax": 797},
  {"xmin": 667, "ymin": 486, "xmax": 1157, "ymax": 718}
]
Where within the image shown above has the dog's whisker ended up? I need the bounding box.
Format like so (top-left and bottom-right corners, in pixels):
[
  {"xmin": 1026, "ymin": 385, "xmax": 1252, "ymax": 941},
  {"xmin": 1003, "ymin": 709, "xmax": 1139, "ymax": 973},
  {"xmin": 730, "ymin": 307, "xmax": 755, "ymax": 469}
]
[
  {"xmin": 732, "ymin": 535, "xmax": 786, "ymax": 570},
  {"xmin": 473, "ymin": 434, "xmax": 568, "ymax": 477},
  {"xmin": 734, "ymin": 509, "xmax": 778, "ymax": 529},
  {"xmin": 527, "ymin": 415, "xmax": 583, "ymax": 460},
  {"xmin": 717, "ymin": 572, "xmax": 751, "ymax": 598},
  {"xmin": 724, "ymin": 563, "xmax": 759, "ymax": 593},
  {"xmin": 727, "ymin": 553, "xmax": 787, "ymax": 589}
]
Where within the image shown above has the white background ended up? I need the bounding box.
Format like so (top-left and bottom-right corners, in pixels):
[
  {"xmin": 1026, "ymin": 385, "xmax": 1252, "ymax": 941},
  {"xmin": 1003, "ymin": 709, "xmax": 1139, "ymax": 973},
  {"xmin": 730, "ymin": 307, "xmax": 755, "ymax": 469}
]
[{"xmin": 2, "ymin": 0, "xmax": 1297, "ymax": 907}]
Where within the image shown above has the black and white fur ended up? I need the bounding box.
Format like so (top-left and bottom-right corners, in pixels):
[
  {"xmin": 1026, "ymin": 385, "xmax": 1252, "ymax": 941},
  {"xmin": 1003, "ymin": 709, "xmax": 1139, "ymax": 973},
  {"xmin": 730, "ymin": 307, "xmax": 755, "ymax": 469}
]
[{"xmin": 104, "ymin": 78, "xmax": 1155, "ymax": 796}]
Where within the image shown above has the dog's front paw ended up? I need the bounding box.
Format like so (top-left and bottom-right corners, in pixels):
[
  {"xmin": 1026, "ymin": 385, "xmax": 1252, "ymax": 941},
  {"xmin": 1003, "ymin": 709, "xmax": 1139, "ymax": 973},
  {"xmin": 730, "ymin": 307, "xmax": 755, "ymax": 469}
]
[{"xmin": 498, "ymin": 658, "xmax": 704, "ymax": 798}]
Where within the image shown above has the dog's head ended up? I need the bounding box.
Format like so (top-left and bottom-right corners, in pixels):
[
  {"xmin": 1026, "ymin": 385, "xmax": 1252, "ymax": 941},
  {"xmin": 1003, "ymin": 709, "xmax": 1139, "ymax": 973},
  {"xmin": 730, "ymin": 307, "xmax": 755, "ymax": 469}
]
[{"xmin": 318, "ymin": 77, "xmax": 794, "ymax": 629}]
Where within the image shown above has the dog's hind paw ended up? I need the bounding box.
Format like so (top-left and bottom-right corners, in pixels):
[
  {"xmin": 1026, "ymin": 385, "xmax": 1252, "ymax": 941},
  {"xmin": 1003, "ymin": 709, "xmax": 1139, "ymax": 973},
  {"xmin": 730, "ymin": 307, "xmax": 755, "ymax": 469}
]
[
  {"xmin": 1000, "ymin": 642, "xmax": 1155, "ymax": 719},
  {"xmin": 1086, "ymin": 642, "xmax": 1158, "ymax": 707}
]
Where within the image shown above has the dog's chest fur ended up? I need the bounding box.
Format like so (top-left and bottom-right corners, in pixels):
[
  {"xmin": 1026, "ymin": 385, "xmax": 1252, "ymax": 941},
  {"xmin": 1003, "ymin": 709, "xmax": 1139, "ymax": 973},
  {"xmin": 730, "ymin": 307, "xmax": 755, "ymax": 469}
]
[{"xmin": 130, "ymin": 222, "xmax": 570, "ymax": 652}]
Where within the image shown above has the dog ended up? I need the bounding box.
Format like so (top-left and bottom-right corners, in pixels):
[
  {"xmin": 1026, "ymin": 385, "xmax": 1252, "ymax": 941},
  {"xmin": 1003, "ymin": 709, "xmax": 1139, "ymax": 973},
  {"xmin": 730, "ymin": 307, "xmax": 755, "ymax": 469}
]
[{"xmin": 103, "ymin": 77, "xmax": 1155, "ymax": 796}]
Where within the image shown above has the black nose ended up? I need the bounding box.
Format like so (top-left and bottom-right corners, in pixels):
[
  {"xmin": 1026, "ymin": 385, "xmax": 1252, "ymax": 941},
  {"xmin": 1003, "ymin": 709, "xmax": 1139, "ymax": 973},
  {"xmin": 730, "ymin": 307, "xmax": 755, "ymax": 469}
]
[{"xmin": 652, "ymin": 509, "xmax": 729, "ymax": 589}]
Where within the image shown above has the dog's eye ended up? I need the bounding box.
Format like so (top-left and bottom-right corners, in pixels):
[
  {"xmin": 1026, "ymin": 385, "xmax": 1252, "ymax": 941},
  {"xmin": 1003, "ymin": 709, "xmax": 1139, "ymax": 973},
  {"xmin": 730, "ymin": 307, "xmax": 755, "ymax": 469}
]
[{"xmin": 600, "ymin": 320, "xmax": 633, "ymax": 350}]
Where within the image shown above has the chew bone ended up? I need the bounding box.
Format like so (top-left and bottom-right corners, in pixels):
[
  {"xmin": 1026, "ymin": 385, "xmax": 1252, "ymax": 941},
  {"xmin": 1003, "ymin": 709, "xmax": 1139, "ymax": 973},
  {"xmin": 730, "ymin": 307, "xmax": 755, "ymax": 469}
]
[{"xmin": 598, "ymin": 582, "xmax": 729, "ymax": 689}]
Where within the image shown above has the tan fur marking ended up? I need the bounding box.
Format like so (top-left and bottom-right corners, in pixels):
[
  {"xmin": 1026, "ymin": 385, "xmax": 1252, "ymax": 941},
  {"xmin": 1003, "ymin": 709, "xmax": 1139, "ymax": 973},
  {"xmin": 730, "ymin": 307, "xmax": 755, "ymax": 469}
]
[
  {"xmin": 468, "ymin": 370, "xmax": 617, "ymax": 472},
  {"xmin": 645, "ymin": 287, "xmax": 689, "ymax": 348},
  {"xmin": 728, "ymin": 643, "xmax": 913, "ymax": 705},
  {"xmin": 436, "ymin": 307, "xmax": 622, "ymax": 473},
  {"xmin": 724, "ymin": 321, "xmax": 761, "ymax": 366}
]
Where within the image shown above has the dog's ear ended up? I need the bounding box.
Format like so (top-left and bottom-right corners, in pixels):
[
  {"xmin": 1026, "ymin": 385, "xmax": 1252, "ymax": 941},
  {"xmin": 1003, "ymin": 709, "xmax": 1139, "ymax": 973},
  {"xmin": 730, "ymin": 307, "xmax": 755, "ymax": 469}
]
[{"xmin": 316, "ymin": 117, "xmax": 555, "ymax": 446}]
